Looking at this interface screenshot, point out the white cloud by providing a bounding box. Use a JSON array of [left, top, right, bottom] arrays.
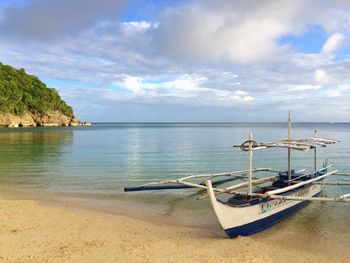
[[314, 69, 330, 84], [118, 74, 254, 104], [321, 33, 344, 55], [231, 90, 254, 102], [122, 21, 157, 31], [121, 74, 207, 96], [324, 85, 349, 97], [153, 1, 350, 64], [325, 90, 341, 97], [154, 1, 301, 64], [123, 76, 144, 94], [291, 84, 321, 91]]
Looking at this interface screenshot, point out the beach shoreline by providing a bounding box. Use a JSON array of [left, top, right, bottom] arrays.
[[0, 194, 349, 263]]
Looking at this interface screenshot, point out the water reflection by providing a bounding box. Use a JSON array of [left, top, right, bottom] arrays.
[[0, 130, 73, 189]]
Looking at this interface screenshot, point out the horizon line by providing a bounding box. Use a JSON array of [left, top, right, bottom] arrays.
[[88, 121, 350, 124]]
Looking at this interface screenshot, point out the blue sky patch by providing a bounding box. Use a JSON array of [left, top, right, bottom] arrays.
[[279, 25, 327, 54]]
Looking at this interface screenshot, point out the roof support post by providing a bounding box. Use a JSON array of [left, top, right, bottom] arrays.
[[313, 146, 317, 171], [248, 131, 253, 195]]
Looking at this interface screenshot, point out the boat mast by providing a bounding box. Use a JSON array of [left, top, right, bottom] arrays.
[[248, 130, 253, 194], [288, 110, 292, 183]]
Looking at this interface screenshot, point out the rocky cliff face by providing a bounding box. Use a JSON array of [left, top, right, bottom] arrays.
[[0, 111, 91, 128]]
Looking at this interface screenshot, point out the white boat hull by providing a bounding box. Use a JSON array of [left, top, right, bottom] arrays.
[[207, 181, 323, 238]]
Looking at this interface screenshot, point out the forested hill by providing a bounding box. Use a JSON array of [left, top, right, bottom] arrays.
[[0, 62, 89, 127], [0, 62, 73, 117]]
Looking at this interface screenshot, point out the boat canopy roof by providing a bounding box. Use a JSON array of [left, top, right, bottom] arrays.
[[234, 137, 339, 152]]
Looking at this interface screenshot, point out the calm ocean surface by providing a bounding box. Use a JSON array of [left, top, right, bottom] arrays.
[[0, 123, 349, 251]]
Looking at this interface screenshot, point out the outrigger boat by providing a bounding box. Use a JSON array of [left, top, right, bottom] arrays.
[[125, 112, 350, 238]]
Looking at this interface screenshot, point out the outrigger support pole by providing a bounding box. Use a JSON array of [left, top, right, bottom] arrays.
[[287, 110, 292, 184], [124, 168, 273, 192], [124, 177, 236, 192]]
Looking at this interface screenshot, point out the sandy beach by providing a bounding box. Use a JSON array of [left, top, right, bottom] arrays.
[[0, 197, 348, 263]]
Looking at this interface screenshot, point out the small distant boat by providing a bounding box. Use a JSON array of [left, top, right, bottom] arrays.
[[125, 112, 350, 238]]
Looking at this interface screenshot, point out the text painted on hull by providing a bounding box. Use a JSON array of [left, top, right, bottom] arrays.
[[260, 186, 312, 214]]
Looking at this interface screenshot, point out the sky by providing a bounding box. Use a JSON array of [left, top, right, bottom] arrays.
[[0, 0, 350, 122]]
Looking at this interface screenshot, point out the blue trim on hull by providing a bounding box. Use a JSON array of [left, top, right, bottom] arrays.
[[224, 200, 310, 238]]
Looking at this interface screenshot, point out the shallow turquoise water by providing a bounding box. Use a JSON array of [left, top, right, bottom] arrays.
[[0, 123, 349, 251], [0, 123, 349, 193]]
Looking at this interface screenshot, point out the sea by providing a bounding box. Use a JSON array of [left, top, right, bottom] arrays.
[[0, 123, 349, 256]]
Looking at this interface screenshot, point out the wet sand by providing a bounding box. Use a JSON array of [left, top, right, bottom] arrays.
[[0, 197, 349, 263]]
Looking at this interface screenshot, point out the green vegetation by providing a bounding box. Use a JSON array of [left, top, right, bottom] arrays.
[[0, 62, 74, 118]]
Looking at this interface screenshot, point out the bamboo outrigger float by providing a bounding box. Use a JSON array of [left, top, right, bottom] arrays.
[[124, 112, 350, 238]]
